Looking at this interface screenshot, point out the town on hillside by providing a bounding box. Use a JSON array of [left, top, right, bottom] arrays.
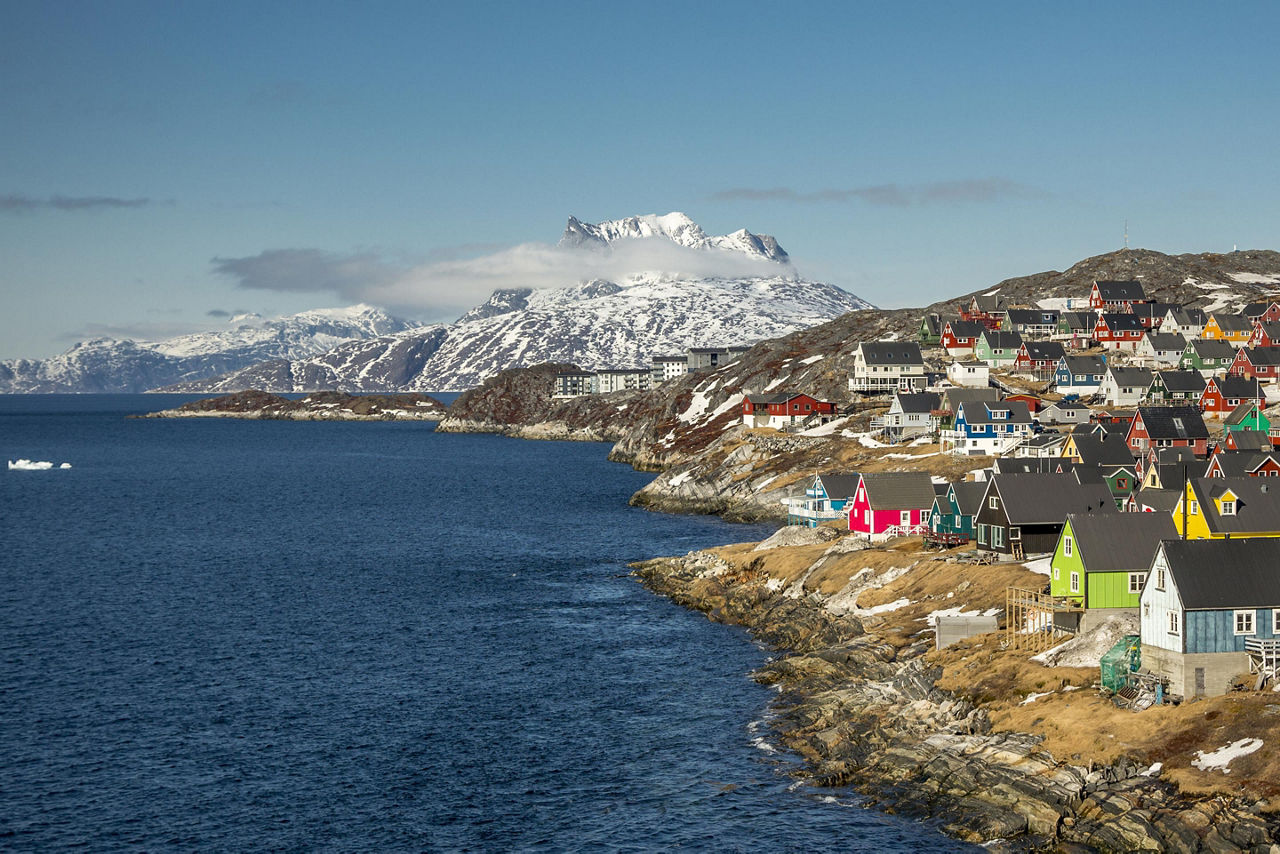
[[670, 279, 1280, 706]]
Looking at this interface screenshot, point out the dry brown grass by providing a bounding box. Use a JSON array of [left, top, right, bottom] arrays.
[[720, 533, 1280, 805]]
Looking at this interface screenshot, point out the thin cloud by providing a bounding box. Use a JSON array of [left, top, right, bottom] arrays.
[[0, 194, 159, 213], [711, 178, 1047, 206], [212, 239, 791, 318], [58, 319, 219, 343]]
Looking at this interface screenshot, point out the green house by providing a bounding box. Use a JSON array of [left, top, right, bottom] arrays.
[[919, 313, 943, 345], [974, 329, 1023, 367], [1224, 402, 1271, 436], [925, 481, 985, 545], [1178, 339, 1235, 374], [1050, 512, 1177, 610]]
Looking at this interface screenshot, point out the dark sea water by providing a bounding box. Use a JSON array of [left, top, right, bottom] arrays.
[[0, 396, 975, 852]]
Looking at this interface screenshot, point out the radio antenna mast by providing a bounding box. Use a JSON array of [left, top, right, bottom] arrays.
[[1124, 219, 1129, 250]]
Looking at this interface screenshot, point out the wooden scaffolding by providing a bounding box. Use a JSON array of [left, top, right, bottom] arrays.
[[1246, 638, 1280, 689], [1005, 587, 1084, 652]]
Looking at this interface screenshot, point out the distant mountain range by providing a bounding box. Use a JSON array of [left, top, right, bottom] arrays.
[[0, 212, 873, 394]]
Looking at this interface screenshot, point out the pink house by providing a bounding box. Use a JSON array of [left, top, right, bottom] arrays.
[[848, 472, 939, 541]]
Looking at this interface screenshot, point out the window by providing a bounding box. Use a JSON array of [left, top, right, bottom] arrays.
[[989, 496, 999, 509], [993, 526, 1005, 548], [977, 524, 988, 544], [1116, 477, 1128, 490], [1010, 526, 1021, 540], [1273, 610, 1280, 635], [1187, 500, 1199, 515], [1063, 536, 1073, 557], [1156, 568, 1166, 590], [1235, 610, 1255, 636], [1169, 610, 1180, 634], [1129, 572, 1147, 593], [901, 511, 911, 526], [1070, 571, 1080, 593], [1221, 500, 1236, 515], [1053, 567, 1060, 581]]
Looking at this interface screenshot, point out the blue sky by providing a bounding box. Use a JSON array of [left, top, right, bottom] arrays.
[[3, 1, 1279, 359]]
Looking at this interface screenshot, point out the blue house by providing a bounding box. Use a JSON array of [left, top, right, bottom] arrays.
[[941, 398, 1033, 456], [788, 472, 862, 527], [1140, 538, 1280, 698], [1054, 354, 1107, 396]]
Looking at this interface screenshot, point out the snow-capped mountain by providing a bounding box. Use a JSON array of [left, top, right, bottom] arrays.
[[559, 212, 789, 263], [0, 305, 420, 393], [159, 214, 873, 393]]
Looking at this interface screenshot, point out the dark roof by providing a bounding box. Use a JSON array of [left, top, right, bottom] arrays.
[[1106, 366, 1153, 387], [1020, 433, 1068, 450], [1209, 376, 1263, 400], [1168, 307, 1207, 326], [1151, 446, 1200, 465], [894, 391, 941, 414], [1254, 320, 1280, 339], [1097, 313, 1145, 332], [1006, 308, 1059, 325], [921, 313, 942, 335], [944, 320, 987, 338], [1227, 430, 1273, 452], [1068, 512, 1177, 573], [1160, 539, 1280, 610], [1071, 433, 1136, 467], [1210, 450, 1279, 477], [990, 474, 1119, 524], [1189, 339, 1237, 360], [1131, 302, 1176, 319], [1154, 370, 1206, 394], [1243, 347, 1280, 367], [860, 341, 924, 366], [1134, 488, 1182, 513], [1224, 401, 1263, 426], [980, 330, 1023, 350], [1136, 405, 1209, 440], [1021, 341, 1066, 361], [814, 473, 862, 500], [1210, 313, 1254, 334], [1144, 332, 1187, 351], [1060, 311, 1095, 330], [745, 392, 803, 404], [1187, 476, 1280, 535], [1093, 280, 1146, 301], [859, 472, 938, 510], [961, 399, 1032, 426], [994, 458, 1060, 474], [971, 294, 1006, 312], [950, 481, 988, 515], [1061, 355, 1107, 375], [941, 388, 1000, 409], [1243, 302, 1277, 318]]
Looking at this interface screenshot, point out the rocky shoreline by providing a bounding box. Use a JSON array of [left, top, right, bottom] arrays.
[[138, 390, 448, 421], [632, 542, 1280, 852]]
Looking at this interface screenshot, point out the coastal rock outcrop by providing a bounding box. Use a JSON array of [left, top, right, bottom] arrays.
[[139, 389, 448, 421]]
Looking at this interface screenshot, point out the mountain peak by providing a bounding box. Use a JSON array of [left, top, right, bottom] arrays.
[[559, 212, 789, 263]]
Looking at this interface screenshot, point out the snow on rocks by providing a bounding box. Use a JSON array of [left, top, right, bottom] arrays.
[[1191, 738, 1264, 773], [752, 525, 842, 552], [1032, 613, 1139, 668]]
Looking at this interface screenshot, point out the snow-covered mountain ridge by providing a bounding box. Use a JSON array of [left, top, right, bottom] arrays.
[[559, 212, 789, 263], [0, 304, 420, 393]]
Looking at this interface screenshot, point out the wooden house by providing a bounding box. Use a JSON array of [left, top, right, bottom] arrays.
[[1243, 301, 1280, 324], [941, 397, 1034, 456], [1130, 302, 1174, 330], [1054, 354, 1107, 396], [919, 313, 943, 345], [787, 473, 862, 527], [946, 360, 990, 388], [1126, 405, 1209, 456], [1200, 375, 1264, 416], [1145, 369, 1206, 404], [742, 392, 838, 429], [876, 391, 941, 441], [960, 294, 1007, 329], [974, 330, 1023, 368], [1136, 331, 1187, 367], [1201, 313, 1255, 348], [1141, 538, 1280, 698], [973, 473, 1117, 559], [847, 472, 938, 541], [1100, 366, 1154, 407], [1223, 402, 1272, 444], [1180, 339, 1237, 376], [1013, 341, 1065, 378], [1163, 307, 1207, 339], [1173, 477, 1280, 539], [1013, 432, 1068, 458], [1093, 313, 1145, 351], [1089, 280, 1147, 312], [849, 341, 927, 393], [1050, 512, 1177, 617], [1039, 400, 1092, 426], [1005, 308, 1059, 339], [1055, 311, 1096, 349], [941, 320, 987, 356], [1204, 450, 1280, 478], [1228, 346, 1280, 381], [1248, 320, 1280, 349], [925, 480, 985, 547], [1222, 427, 1274, 453]]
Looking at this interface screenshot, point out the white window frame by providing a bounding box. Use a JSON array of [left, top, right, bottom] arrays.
[[1235, 609, 1255, 636], [1168, 610, 1180, 634], [1063, 536, 1073, 557], [1221, 500, 1236, 515], [1128, 572, 1147, 594], [1155, 568, 1166, 590], [1070, 571, 1080, 593], [900, 510, 911, 526], [1273, 609, 1280, 635], [977, 524, 989, 545]]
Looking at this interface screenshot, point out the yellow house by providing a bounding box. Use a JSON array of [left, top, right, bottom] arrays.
[[1200, 313, 1254, 348], [1173, 477, 1280, 539]]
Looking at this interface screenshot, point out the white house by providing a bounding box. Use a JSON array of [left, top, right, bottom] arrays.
[[850, 341, 927, 393], [947, 360, 990, 388], [1099, 366, 1155, 408], [1136, 332, 1188, 367]]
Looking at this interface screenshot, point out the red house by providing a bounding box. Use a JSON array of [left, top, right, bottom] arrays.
[[1249, 321, 1280, 349], [847, 472, 937, 542], [1205, 449, 1280, 477], [958, 295, 1006, 330], [1093, 313, 1145, 350], [941, 320, 986, 356], [1013, 341, 1065, 376], [1228, 347, 1280, 381], [742, 392, 837, 429], [1089, 280, 1147, 311], [1003, 393, 1043, 414], [1243, 301, 1280, 323], [1201, 376, 1265, 415], [1125, 405, 1209, 456]]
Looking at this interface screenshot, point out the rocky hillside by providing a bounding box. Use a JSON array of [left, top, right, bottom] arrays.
[[139, 389, 448, 420]]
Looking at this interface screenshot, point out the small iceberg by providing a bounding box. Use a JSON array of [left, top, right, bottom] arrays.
[[8, 459, 71, 471]]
